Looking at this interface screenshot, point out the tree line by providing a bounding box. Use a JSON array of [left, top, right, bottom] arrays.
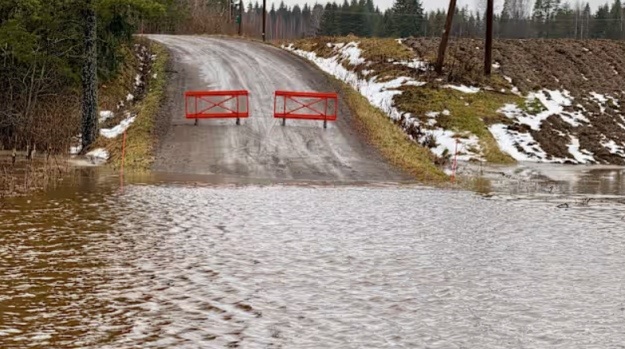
[[228, 0, 625, 40]]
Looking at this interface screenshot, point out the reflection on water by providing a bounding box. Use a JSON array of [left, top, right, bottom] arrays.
[[458, 162, 625, 197], [1, 172, 625, 348]]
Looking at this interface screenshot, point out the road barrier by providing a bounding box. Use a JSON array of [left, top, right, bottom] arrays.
[[185, 90, 249, 125], [274, 91, 338, 128]]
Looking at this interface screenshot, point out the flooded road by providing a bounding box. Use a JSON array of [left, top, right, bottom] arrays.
[[1, 172, 625, 348]]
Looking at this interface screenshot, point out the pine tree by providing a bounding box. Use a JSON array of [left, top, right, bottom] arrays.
[[388, 0, 424, 38], [593, 4, 610, 38], [608, 0, 623, 39]]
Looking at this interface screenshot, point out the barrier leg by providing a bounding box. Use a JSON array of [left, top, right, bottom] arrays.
[[236, 118, 240, 125], [194, 118, 198, 126], [282, 118, 286, 126], [323, 120, 327, 129]]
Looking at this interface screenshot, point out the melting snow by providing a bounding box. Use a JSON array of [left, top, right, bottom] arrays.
[[393, 59, 428, 71], [339, 42, 365, 66], [284, 42, 485, 161], [100, 115, 136, 139], [86, 148, 109, 163], [99, 110, 114, 123], [567, 136, 595, 163], [492, 62, 501, 69], [489, 124, 549, 162], [126, 93, 135, 101]]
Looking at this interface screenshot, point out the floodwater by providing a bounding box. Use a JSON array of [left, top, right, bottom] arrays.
[[1, 169, 625, 348]]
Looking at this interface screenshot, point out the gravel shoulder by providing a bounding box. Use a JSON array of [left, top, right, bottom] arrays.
[[147, 35, 408, 182]]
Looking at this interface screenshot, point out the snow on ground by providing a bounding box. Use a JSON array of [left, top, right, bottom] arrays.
[[100, 115, 136, 139], [499, 90, 583, 131], [601, 138, 625, 156], [283, 42, 485, 161], [489, 124, 549, 162], [393, 59, 428, 71], [126, 93, 135, 102], [489, 90, 613, 163], [99, 110, 114, 123], [567, 136, 595, 163], [284, 41, 623, 165], [86, 148, 109, 164]]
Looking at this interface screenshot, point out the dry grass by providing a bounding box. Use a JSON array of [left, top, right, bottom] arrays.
[[1, 155, 72, 198], [330, 76, 448, 183], [105, 41, 168, 171]]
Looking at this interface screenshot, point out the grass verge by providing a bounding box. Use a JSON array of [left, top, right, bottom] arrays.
[[101, 40, 168, 171], [326, 75, 448, 183]]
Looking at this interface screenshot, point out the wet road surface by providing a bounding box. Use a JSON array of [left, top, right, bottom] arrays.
[[147, 35, 405, 182], [1, 172, 625, 348]]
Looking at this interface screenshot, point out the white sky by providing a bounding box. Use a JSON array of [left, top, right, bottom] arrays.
[[272, 0, 607, 12]]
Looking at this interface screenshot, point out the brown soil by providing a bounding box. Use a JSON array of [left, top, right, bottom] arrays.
[[405, 38, 625, 165]]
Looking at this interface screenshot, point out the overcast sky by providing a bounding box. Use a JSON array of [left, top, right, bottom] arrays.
[[274, 0, 608, 12]]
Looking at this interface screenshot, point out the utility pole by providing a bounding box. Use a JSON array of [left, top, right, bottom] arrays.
[[262, 0, 266, 41], [484, 0, 494, 76], [237, 0, 243, 36], [435, 0, 457, 75]]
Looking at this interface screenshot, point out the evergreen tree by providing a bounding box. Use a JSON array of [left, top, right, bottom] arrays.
[[608, 0, 624, 39], [388, 0, 424, 38], [593, 4, 610, 38]]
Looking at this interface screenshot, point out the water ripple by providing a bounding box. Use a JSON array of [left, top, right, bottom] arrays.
[[1, 184, 624, 348]]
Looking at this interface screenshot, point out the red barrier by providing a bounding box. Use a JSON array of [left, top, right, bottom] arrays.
[[185, 90, 249, 125], [274, 91, 338, 128]]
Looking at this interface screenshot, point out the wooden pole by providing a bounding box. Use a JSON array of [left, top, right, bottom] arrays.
[[262, 0, 266, 41], [485, 0, 494, 76], [435, 0, 457, 75], [238, 0, 243, 36]]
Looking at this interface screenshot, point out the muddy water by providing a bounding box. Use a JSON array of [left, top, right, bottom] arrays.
[[1, 172, 625, 348]]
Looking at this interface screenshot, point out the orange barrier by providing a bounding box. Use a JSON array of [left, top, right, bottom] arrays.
[[185, 90, 249, 125], [274, 91, 338, 128]]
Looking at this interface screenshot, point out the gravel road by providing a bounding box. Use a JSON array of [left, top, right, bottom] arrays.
[[147, 35, 407, 182]]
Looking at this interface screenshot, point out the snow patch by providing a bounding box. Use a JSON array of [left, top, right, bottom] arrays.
[[567, 136, 595, 163], [339, 42, 365, 66], [86, 148, 109, 164], [99, 110, 114, 123], [126, 93, 135, 102], [100, 115, 136, 139], [489, 124, 549, 162], [393, 59, 428, 71]]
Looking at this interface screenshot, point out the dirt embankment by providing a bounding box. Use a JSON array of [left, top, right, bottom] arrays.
[[406, 38, 625, 165]]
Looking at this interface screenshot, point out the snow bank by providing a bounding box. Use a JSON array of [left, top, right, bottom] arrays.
[[100, 115, 136, 139]]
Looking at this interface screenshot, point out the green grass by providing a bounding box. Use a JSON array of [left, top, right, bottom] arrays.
[[395, 86, 522, 164]]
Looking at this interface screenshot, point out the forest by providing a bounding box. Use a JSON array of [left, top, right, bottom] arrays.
[[223, 0, 625, 40]]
